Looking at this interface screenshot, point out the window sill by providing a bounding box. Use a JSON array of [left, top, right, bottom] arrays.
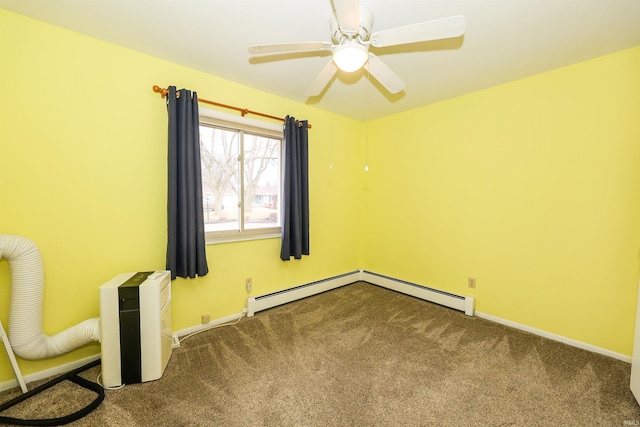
[[205, 232, 281, 245]]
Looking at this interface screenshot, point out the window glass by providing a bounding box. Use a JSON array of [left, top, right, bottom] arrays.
[[243, 134, 280, 230], [199, 114, 282, 242]]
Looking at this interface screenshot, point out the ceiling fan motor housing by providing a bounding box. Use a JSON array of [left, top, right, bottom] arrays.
[[330, 6, 374, 44]]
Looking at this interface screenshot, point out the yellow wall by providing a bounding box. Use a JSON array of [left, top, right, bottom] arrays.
[[1, 7, 640, 386], [0, 9, 363, 383], [363, 46, 640, 355]]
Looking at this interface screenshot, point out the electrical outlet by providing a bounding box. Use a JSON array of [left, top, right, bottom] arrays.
[[246, 277, 252, 293], [201, 314, 210, 324], [468, 277, 476, 289]]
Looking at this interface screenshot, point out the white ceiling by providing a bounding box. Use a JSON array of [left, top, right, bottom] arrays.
[[2, 0, 640, 121]]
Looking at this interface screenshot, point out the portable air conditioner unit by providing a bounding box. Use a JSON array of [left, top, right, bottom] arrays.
[[99, 271, 172, 388]]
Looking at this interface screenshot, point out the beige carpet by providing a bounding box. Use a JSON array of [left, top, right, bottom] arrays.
[[1, 281, 639, 426]]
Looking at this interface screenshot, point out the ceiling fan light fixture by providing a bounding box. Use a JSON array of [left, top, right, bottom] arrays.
[[332, 42, 368, 72]]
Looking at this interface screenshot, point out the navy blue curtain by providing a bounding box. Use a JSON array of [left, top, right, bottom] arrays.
[[280, 116, 310, 260], [165, 86, 209, 279]]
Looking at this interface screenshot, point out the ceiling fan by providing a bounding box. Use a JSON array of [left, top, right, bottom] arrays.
[[248, 0, 465, 97]]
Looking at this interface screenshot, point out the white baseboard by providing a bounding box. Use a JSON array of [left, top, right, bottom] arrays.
[[475, 311, 631, 363], [0, 354, 101, 393], [172, 312, 245, 346]]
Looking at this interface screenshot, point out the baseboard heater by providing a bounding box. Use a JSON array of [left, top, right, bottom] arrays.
[[246, 270, 474, 317], [246, 271, 360, 317], [361, 270, 474, 316]]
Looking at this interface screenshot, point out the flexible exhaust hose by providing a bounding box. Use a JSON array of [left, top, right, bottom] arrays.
[[0, 234, 100, 360]]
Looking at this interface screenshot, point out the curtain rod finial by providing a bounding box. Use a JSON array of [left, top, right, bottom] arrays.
[[153, 85, 168, 98]]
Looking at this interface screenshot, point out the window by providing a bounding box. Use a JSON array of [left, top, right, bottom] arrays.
[[199, 109, 283, 243]]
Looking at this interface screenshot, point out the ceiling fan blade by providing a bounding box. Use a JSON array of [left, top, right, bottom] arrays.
[[333, 0, 360, 33], [306, 60, 338, 97], [365, 54, 405, 94], [248, 41, 332, 55], [371, 15, 465, 47]]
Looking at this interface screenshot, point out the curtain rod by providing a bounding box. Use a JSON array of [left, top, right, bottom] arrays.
[[152, 85, 311, 128]]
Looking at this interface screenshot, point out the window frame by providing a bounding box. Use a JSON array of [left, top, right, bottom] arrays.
[[199, 108, 283, 244]]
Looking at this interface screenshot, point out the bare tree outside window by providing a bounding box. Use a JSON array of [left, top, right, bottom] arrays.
[[201, 126, 238, 213], [244, 135, 279, 216]]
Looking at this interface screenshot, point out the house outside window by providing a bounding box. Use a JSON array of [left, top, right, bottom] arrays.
[[199, 109, 283, 243]]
